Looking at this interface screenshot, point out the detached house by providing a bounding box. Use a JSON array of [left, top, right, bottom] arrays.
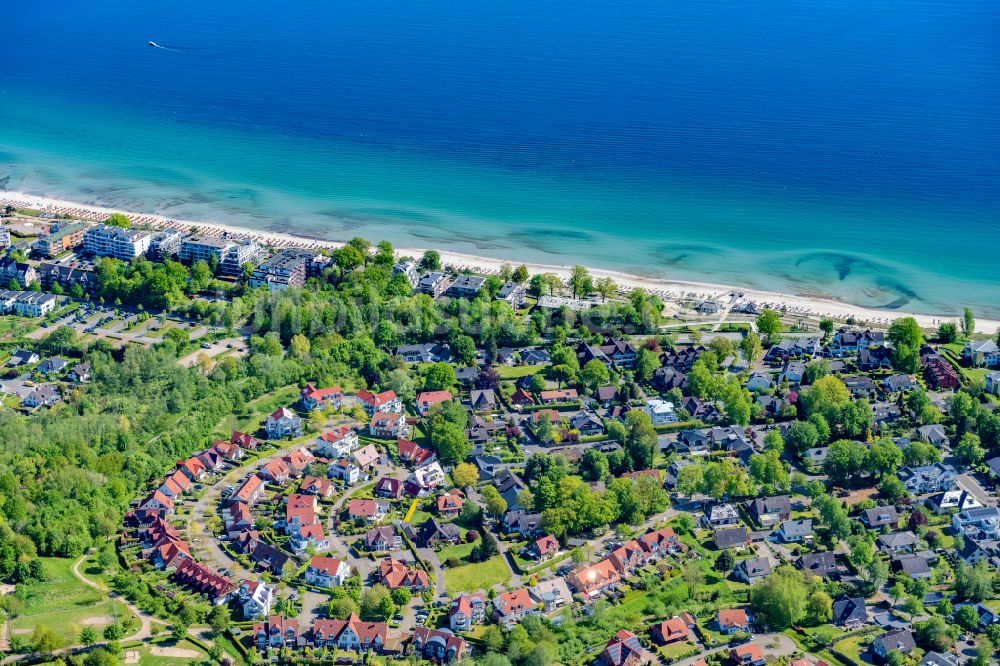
[[963, 339, 1000, 368], [717, 609, 751, 635], [412, 627, 467, 663], [369, 410, 408, 439], [356, 389, 402, 415], [416, 390, 453, 416], [379, 558, 430, 591], [897, 463, 957, 494], [747, 495, 791, 527], [265, 407, 302, 439], [491, 588, 536, 629], [304, 556, 351, 587], [449, 593, 486, 632], [735, 557, 771, 584], [349, 498, 390, 523], [831, 595, 868, 628], [714, 527, 750, 551], [239, 580, 274, 620], [314, 426, 358, 458], [861, 506, 899, 529], [300, 383, 342, 411]]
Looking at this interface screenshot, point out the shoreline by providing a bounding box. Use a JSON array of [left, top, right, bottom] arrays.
[[2, 189, 997, 333]]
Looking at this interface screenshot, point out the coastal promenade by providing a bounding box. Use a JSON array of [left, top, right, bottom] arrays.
[[3, 191, 995, 333]]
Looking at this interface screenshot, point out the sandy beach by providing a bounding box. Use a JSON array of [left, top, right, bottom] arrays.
[[3, 190, 997, 333]]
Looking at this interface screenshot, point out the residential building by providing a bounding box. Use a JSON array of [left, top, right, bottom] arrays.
[[717, 609, 751, 634], [872, 629, 916, 661], [731, 643, 766, 666], [497, 280, 527, 308], [797, 552, 839, 579], [953, 507, 1000, 540], [300, 383, 343, 411], [877, 531, 919, 554], [369, 411, 408, 438], [14, 292, 57, 317], [446, 275, 486, 298], [394, 342, 452, 364], [411, 627, 467, 663], [897, 463, 957, 494], [249, 248, 317, 290], [253, 616, 300, 650], [831, 596, 868, 628], [265, 407, 302, 439], [179, 235, 263, 275], [735, 557, 771, 584], [379, 558, 430, 591], [349, 498, 389, 523], [491, 588, 536, 629], [82, 224, 153, 259], [311, 614, 387, 652], [703, 503, 740, 529], [416, 390, 453, 416], [392, 260, 419, 286], [714, 527, 750, 550], [861, 506, 899, 529], [416, 271, 451, 298], [364, 526, 400, 552], [567, 559, 620, 597], [644, 398, 678, 425], [149, 228, 184, 260], [963, 339, 1000, 368], [747, 496, 791, 527], [449, 593, 486, 632], [314, 426, 358, 458], [304, 556, 351, 587], [32, 222, 87, 258], [598, 630, 650, 666], [356, 389, 402, 415], [651, 616, 693, 645], [24, 385, 60, 408], [776, 519, 813, 543], [238, 580, 274, 620]]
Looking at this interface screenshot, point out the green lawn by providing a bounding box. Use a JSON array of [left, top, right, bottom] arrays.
[[132, 638, 210, 666], [496, 364, 544, 380], [444, 555, 510, 595], [437, 541, 477, 564], [8, 557, 138, 644]]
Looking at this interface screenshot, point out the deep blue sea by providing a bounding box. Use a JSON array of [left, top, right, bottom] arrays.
[[2, 0, 998, 316]]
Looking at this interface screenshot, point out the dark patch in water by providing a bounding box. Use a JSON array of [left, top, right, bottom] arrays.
[[649, 242, 724, 266]]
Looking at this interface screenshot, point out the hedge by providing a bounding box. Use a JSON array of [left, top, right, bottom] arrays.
[[521, 401, 583, 413], [653, 419, 704, 434]]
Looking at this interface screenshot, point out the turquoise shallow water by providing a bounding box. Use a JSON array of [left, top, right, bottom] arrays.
[[2, 0, 998, 317]]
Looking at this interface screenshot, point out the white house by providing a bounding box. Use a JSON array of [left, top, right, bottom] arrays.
[[265, 407, 302, 439], [239, 580, 274, 620], [314, 427, 358, 458], [963, 340, 1000, 368], [644, 398, 678, 426], [304, 556, 351, 587]]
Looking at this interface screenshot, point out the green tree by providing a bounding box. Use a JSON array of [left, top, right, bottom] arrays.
[[819, 318, 834, 338], [635, 348, 659, 383], [595, 276, 617, 302], [749, 567, 808, 629], [580, 359, 610, 392], [954, 605, 980, 631], [756, 309, 782, 345], [481, 485, 508, 517], [431, 422, 471, 464], [512, 264, 529, 284], [915, 616, 955, 653], [424, 362, 456, 391], [887, 317, 924, 373], [623, 409, 657, 470], [784, 420, 819, 458], [208, 604, 230, 636], [360, 584, 395, 622], [80, 625, 98, 646], [865, 439, 903, 479], [105, 213, 131, 228], [568, 265, 593, 298], [451, 335, 476, 366], [955, 432, 985, 466], [390, 587, 411, 607], [739, 332, 764, 367], [823, 439, 867, 486], [806, 590, 833, 625], [675, 463, 703, 498], [452, 462, 479, 488], [937, 321, 959, 343], [963, 307, 976, 338], [419, 250, 441, 271], [581, 449, 610, 481]]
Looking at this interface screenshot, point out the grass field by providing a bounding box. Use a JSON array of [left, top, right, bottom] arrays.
[[131, 638, 209, 666], [444, 555, 510, 595], [496, 364, 544, 379], [9, 557, 136, 644], [437, 541, 476, 564]]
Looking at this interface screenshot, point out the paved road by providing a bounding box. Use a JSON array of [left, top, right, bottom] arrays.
[[957, 473, 996, 507], [673, 633, 801, 666]]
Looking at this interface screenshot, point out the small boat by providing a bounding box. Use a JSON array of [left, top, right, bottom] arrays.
[[148, 41, 157, 47]]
